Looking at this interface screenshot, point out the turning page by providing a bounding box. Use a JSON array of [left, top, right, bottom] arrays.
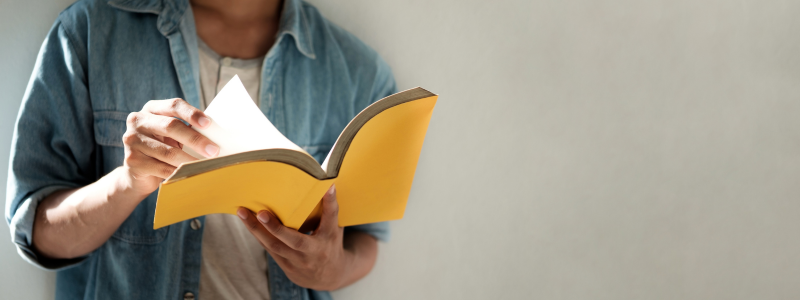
[[185, 75, 305, 158]]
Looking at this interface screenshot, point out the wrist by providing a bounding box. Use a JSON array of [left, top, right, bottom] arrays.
[[330, 246, 358, 290], [108, 167, 152, 204], [327, 231, 378, 290]]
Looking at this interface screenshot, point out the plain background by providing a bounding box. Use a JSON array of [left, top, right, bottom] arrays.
[[2, 0, 799, 299]]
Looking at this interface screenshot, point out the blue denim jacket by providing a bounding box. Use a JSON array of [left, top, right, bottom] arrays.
[[5, 0, 394, 298]]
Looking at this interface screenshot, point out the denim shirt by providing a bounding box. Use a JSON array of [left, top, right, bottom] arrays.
[[5, 0, 394, 299]]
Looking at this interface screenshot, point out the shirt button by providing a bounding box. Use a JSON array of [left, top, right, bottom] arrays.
[[221, 57, 232, 66], [190, 219, 202, 230], [183, 292, 195, 300]]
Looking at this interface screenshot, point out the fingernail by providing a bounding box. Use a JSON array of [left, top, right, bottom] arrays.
[[198, 116, 211, 128], [328, 184, 336, 196], [205, 144, 219, 157], [257, 212, 269, 224], [237, 208, 247, 220]]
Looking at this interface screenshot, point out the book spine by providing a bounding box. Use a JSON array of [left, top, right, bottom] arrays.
[[283, 179, 335, 230]]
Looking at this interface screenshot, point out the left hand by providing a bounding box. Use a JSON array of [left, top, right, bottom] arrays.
[[237, 184, 353, 291]]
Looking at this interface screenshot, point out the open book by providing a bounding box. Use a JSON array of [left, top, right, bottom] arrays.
[[153, 75, 437, 230]]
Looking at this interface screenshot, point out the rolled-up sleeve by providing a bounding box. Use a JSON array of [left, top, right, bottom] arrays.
[[5, 18, 96, 270], [345, 53, 397, 243], [346, 222, 391, 243]]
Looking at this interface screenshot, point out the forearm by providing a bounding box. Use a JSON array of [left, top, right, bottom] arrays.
[[338, 230, 379, 289], [29, 98, 213, 260], [32, 167, 148, 259]]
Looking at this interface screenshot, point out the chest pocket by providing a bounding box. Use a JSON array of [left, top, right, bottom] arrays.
[[93, 111, 169, 244]]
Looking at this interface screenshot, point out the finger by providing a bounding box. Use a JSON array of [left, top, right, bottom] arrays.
[[236, 207, 300, 260], [316, 184, 341, 238], [132, 134, 196, 167], [163, 137, 182, 149], [142, 98, 211, 129], [124, 150, 177, 179], [128, 112, 219, 158], [256, 210, 313, 252]]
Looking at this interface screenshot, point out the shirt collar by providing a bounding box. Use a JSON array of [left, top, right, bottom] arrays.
[[107, 0, 316, 59], [276, 0, 316, 59]]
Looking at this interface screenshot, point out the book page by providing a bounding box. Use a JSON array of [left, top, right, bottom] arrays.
[[185, 75, 306, 158]]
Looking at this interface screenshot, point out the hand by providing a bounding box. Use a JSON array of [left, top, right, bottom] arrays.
[[237, 184, 355, 291], [121, 98, 219, 195]]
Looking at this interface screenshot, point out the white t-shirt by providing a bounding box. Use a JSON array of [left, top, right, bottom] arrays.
[[197, 38, 271, 300]]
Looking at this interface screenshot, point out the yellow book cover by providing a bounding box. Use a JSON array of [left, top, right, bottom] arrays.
[[153, 75, 437, 231]]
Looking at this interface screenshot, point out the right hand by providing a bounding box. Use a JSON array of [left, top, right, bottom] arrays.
[[121, 98, 219, 195]]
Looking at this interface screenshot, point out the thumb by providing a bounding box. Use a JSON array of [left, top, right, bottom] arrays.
[[316, 184, 340, 236]]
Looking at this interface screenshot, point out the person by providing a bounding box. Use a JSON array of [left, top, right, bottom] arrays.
[[5, 0, 395, 298]]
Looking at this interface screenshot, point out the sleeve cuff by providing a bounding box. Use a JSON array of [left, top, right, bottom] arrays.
[[345, 221, 390, 242], [9, 185, 88, 270]]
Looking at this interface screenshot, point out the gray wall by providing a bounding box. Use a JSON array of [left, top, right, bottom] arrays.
[[0, 1, 75, 298], [2, 0, 800, 299]]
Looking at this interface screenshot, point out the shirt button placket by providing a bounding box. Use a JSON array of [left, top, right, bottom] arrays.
[[221, 57, 232, 66], [190, 218, 202, 230], [183, 292, 195, 300]]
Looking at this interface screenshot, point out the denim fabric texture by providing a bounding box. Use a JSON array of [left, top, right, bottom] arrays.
[[5, 0, 395, 298]]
